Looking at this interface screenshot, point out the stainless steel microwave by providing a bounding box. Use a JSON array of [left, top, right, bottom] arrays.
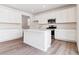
[[48, 18, 56, 24]]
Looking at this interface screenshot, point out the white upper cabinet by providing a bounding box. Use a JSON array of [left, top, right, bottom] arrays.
[[67, 7, 76, 22], [34, 6, 76, 24], [56, 7, 76, 23], [0, 6, 21, 23], [56, 9, 67, 23]]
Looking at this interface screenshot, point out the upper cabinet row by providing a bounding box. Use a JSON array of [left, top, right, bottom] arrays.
[[0, 6, 21, 23], [34, 6, 76, 24], [56, 7, 76, 23]]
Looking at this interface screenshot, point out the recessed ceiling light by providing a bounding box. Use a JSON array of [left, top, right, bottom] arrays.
[[42, 5, 46, 8], [32, 9, 34, 12]]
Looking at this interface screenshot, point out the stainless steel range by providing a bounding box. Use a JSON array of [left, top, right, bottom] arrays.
[[47, 18, 57, 39]]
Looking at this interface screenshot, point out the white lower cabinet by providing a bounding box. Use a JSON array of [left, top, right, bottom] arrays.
[[55, 29, 76, 42]]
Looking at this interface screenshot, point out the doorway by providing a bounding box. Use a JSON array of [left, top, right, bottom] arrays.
[[22, 15, 30, 38], [22, 15, 30, 29]]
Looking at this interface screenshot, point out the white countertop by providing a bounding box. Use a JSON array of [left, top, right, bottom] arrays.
[[23, 29, 54, 31]]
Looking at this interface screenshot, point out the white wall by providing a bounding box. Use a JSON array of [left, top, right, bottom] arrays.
[[0, 5, 33, 42]]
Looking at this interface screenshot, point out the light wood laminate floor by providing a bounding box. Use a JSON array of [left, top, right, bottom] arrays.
[[0, 38, 78, 55]]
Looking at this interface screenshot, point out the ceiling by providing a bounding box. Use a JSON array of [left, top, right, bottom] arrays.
[[2, 4, 73, 14]]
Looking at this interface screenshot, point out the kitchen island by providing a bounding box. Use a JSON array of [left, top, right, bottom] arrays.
[[24, 29, 51, 52]]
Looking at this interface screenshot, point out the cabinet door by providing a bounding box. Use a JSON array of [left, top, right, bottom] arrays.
[[55, 29, 76, 42], [0, 6, 21, 23], [66, 7, 76, 22], [56, 9, 67, 23], [56, 7, 76, 23]]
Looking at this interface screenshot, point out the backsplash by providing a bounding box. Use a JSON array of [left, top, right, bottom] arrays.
[[30, 21, 76, 29]]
